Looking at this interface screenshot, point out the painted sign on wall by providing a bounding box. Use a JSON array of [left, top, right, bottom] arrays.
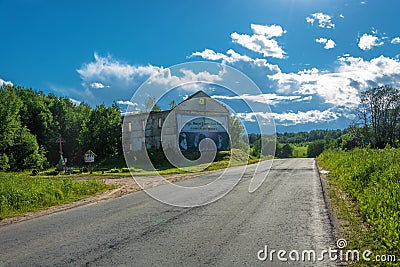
[[177, 116, 230, 152]]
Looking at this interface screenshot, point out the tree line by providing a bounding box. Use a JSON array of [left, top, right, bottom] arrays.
[[247, 129, 346, 159], [0, 85, 122, 171], [250, 86, 400, 158], [308, 86, 400, 154]]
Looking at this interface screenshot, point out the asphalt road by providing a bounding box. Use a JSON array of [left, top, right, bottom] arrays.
[[0, 158, 335, 266]]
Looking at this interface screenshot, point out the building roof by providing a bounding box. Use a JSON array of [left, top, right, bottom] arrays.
[[124, 90, 227, 117], [182, 90, 211, 102]]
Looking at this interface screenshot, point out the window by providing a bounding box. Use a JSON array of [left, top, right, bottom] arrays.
[[128, 122, 132, 132], [158, 118, 163, 128]]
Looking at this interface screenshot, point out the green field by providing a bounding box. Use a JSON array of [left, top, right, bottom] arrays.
[[318, 148, 400, 263], [0, 173, 111, 220]]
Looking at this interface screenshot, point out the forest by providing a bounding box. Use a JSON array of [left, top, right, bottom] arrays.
[[0, 85, 122, 171]]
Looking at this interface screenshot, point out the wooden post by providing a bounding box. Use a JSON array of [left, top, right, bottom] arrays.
[[56, 135, 65, 172]]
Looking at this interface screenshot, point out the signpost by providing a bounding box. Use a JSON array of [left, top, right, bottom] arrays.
[[84, 150, 96, 174]]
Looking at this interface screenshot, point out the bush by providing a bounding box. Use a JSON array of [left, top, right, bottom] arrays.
[[307, 140, 325, 157], [0, 154, 10, 171]]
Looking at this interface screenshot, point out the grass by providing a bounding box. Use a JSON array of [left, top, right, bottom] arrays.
[[318, 148, 400, 266], [0, 172, 111, 220]]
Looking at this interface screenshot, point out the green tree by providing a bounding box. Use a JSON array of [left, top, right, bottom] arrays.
[[0, 86, 22, 153], [229, 115, 248, 152], [0, 85, 46, 170], [10, 127, 47, 169], [338, 124, 364, 150], [360, 86, 400, 148], [307, 140, 325, 158], [169, 100, 177, 110], [276, 143, 292, 158], [48, 95, 90, 165], [79, 103, 122, 160], [16, 87, 55, 150]]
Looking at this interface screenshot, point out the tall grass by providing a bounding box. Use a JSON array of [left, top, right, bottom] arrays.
[[318, 148, 400, 256], [0, 173, 110, 219]]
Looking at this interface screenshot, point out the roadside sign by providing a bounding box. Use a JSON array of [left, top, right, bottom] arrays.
[[84, 150, 96, 163]]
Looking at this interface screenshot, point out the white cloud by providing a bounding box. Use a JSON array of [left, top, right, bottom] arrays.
[[358, 33, 384, 50], [191, 49, 226, 61], [90, 82, 108, 89], [145, 67, 225, 94], [339, 14, 345, 18], [77, 53, 228, 104], [69, 98, 82, 106], [77, 53, 163, 87], [80, 53, 225, 89], [315, 38, 328, 43], [117, 100, 137, 106], [225, 49, 266, 66], [230, 24, 286, 58], [315, 38, 336, 49], [212, 93, 311, 106], [250, 24, 286, 38], [391, 37, 400, 44], [190, 48, 281, 72], [306, 13, 335, 29], [268, 55, 400, 108], [237, 109, 338, 125], [0, 78, 13, 86], [294, 96, 313, 102], [324, 39, 336, 49]]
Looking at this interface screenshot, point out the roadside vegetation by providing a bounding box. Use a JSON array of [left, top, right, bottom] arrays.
[[318, 148, 400, 264], [0, 173, 111, 220], [316, 86, 400, 265]]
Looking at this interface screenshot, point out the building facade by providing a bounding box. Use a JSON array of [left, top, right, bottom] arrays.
[[122, 91, 230, 153]]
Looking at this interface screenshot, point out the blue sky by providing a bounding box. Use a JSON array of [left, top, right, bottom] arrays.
[[1, 0, 399, 132]]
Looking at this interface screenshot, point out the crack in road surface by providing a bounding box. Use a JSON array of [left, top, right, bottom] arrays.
[[0, 158, 335, 266]]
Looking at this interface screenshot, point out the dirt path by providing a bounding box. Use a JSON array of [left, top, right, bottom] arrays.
[[0, 172, 210, 226]]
